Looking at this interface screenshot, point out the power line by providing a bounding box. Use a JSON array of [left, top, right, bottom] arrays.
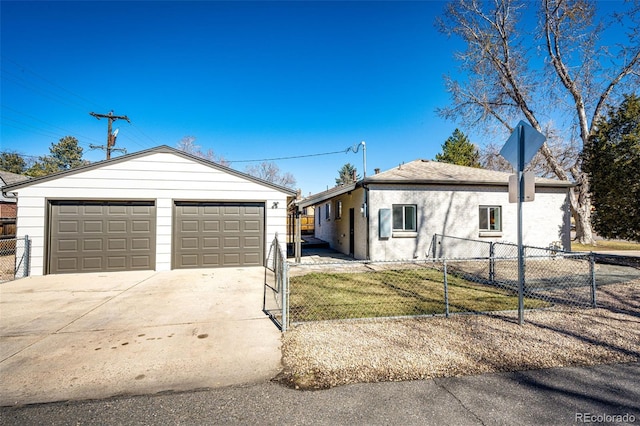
[[1, 105, 103, 145], [1, 56, 108, 111], [227, 146, 358, 164]]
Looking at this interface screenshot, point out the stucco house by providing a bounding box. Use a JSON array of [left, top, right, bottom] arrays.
[[2, 146, 295, 276], [295, 159, 573, 261]]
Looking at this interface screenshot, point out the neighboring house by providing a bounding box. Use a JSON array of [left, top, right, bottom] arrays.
[[0, 170, 30, 236], [295, 159, 573, 261], [2, 146, 295, 276]]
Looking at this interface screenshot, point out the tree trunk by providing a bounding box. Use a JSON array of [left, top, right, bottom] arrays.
[[568, 176, 595, 245]]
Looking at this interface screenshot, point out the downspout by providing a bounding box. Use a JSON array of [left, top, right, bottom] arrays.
[[363, 182, 370, 260]]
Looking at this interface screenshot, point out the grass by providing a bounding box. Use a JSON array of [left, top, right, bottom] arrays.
[[289, 268, 548, 322], [572, 240, 640, 252]]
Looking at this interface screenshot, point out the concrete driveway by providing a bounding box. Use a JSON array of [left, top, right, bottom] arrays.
[[0, 268, 282, 406]]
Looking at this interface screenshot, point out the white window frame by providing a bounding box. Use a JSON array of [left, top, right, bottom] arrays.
[[479, 205, 502, 234], [392, 204, 417, 232]]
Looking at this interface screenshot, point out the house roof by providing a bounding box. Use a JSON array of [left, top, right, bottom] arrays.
[[363, 159, 574, 187], [297, 159, 574, 208], [1, 145, 297, 196], [296, 183, 357, 209], [0, 170, 30, 202]]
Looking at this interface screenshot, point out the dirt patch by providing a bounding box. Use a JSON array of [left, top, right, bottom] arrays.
[[278, 281, 639, 390]]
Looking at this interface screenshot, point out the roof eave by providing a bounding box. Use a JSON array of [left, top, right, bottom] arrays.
[[296, 183, 358, 208], [363, 178, 575, 188]]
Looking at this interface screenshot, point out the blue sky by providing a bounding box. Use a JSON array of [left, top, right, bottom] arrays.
[[0, 1, 630, 195]]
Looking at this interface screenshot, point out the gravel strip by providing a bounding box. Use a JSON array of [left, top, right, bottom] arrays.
[[278, 281, 639, 389]]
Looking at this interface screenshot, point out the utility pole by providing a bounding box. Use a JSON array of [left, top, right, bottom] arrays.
[[89, 111, 130, 160]]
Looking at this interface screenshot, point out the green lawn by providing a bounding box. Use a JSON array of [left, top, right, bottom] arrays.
[[572, 240, 640, 252], [289, 268, 548, 322]]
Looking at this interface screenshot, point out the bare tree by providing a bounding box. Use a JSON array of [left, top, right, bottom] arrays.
[[245, 161, 297, 189], [437, 0, 639, 244], [176, 136, 230, 166]]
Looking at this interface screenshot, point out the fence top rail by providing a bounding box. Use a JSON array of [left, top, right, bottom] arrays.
[[290, 252, 592, 267]]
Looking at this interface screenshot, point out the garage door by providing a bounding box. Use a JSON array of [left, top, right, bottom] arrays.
[[48, 201, 156, 274], [173, 202, 264, 269]]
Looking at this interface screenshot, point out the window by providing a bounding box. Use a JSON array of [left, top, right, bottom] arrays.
[[392, 204, 417, 231], [325, 203, 330, 221], [479, 206, 502, 231], [335, 200, 342, 219]]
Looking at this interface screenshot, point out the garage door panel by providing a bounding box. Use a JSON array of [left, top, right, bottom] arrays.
[[108, 221, 127, 233], [181, 220, 198, 232], [223, 220, 240, 232], [49, 201, 156, 274], [243, 236, 260, 249], [84, 221, 103, 233], [107, 239, 126, 250], [57, 240, 78, 252], [82, 257, 103, 270], [131, 238, 150, 250], [132, 220, 151, 232], [244, 253, 260, 265], [58, 221, 79, 233], [223, 237, 240, 249], [203, 237, 219, 249], [84, 205, 103, 215], [173, 202, 264, 269], [180, 237, 198, 249], [203, 220, 219, 232], [202, 254, 220, 266], [84, 239, 104, 251], [132, 256, 152, 268], [223, 253, 240, 266], [244, 220, 260, 231], [108, 205, 127, 215]]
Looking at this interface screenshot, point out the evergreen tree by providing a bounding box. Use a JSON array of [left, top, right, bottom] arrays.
[[435, 129, 481, 168], [0, 152, 28, 174], [27, 136, 87, 177], [582, 94, 640, 242], [335, 163, 360, 185]]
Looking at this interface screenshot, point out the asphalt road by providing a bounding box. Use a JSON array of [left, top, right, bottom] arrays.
[[2, 362, 638, 425]]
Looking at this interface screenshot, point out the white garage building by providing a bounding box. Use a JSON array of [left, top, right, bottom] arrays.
[[3, 146, 295, 276]]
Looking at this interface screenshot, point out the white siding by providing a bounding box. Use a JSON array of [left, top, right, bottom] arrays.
[[14, 152, 291, 275], [367, 184, 570, 261]]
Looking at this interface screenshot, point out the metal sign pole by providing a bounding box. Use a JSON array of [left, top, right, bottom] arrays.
[[517, 126, 525, 325]]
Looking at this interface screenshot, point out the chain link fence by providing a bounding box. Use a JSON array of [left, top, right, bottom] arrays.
[[276, 234, 599, 329], [263, 233, 289, 330], [0, 236, 31, 283]]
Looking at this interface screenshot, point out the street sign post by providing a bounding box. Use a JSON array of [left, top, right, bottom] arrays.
[[500, 121, 546, 325]]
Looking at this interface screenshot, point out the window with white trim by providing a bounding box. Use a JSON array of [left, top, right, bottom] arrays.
[[392, 204, 417, 232], [335, 200, 342, 219], [479, 206, 502, 231]]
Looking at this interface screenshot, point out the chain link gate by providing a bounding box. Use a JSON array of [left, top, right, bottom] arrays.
[[0, 235, 31, 283]]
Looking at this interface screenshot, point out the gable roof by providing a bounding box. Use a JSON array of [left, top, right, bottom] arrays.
[[297, 159, 573, 208], [2, 145, 296, 196]]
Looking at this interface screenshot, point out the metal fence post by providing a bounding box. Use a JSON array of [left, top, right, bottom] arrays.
[[281, 252, 289, 332], [24, 235, 31, 277], [590, 253, 597, 308], [443, 259, 449, 318], [489, 242, 495, 284]]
